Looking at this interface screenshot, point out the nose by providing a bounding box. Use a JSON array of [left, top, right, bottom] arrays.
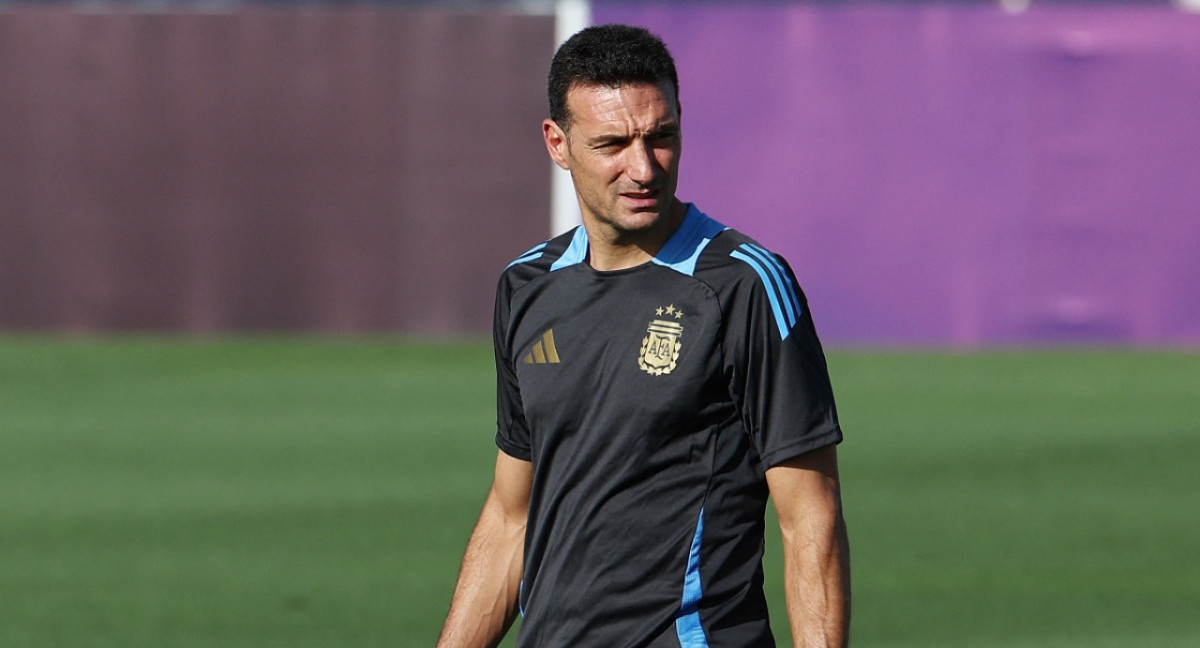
[[625, 139, 658, 185]]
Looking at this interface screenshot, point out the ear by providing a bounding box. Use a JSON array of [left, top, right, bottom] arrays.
[[542, 119, 571, 171]]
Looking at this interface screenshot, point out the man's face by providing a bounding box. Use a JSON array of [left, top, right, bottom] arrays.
[[544, 79, 682, 240]]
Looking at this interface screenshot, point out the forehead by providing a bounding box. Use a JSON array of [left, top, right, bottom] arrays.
[[565, 80, 679, 130]]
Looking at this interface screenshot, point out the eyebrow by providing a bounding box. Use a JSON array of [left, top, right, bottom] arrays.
[[586, 134, 629, 147]]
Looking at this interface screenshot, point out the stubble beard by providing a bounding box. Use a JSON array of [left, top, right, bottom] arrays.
[[586, 193, 671, 244]]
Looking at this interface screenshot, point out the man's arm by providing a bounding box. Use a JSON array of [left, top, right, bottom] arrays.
[[765, 444, 850, 648], [437, 451, 532, 648]]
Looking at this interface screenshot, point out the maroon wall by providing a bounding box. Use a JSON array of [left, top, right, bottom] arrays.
[[0, 7, 554, 333]]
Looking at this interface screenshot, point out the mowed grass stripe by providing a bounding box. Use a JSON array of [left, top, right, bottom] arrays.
[[1, 339, 1197, 647]]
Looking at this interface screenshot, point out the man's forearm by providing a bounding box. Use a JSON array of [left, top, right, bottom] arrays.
[[436, 491, 527, 648], [781, 507, 850, 647], [767, 446, 851, 648]]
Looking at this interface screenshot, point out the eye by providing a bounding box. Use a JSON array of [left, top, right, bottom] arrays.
[[650, 129, 679, 144], [589, 138, 622, 152]]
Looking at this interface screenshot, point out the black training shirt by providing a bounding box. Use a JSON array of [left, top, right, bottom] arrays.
[[494, 205, 842, 648]]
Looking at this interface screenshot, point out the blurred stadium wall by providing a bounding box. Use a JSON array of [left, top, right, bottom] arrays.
[[0, 3, 555, 334], [2, 1, 1198, 344]]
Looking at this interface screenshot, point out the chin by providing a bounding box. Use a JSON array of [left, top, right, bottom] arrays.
[[614, 211, 665, 233]]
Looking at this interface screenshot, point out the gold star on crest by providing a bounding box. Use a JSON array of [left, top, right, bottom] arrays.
[[653, 304, 685, 320]]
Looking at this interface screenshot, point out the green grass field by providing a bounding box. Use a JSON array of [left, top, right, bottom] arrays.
[[2, 338, 1198, 647]]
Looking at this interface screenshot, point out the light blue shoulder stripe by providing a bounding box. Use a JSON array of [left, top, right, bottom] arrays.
[[675, 508, 710, 648], [750, 243, 803, 319], [652, 205, 728, 277], [741, 243, 802, 326], [550, 226, 589, 272], [505, 242, 548, 269], [731, 248, 793, 340]]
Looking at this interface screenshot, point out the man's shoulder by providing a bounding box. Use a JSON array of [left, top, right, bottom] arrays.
[[699, 225, 761, 258], [499, 227, 586, 286], [694, 225, 790, 287]]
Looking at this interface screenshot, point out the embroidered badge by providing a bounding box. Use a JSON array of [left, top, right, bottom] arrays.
[[639, 304, 684, 376]]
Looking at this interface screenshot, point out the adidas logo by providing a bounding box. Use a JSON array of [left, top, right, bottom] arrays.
[[523, 329, 560, 364]]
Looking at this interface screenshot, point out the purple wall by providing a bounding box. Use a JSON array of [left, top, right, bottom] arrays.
[[595, 4, 1200, 345]]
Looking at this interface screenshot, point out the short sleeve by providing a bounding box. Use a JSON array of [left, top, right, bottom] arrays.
[[723, 249, 842, 468], [493, 275, 532, 460]]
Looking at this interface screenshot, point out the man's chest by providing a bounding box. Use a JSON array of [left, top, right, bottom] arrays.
[[507, 267, 727, 435]]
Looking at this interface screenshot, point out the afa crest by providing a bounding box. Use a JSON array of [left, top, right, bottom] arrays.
[[639, 304, 684, 376]]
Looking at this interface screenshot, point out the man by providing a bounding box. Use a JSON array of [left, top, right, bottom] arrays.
[[438, 24, 849, 648]]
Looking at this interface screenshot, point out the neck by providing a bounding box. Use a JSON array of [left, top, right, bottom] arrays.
[[585, 200, 688, 272]]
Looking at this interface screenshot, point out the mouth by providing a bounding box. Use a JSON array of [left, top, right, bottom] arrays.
[[619, 188, 661, 210]]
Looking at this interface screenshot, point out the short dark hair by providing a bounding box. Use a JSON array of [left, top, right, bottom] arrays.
[[548, 24, 679, 127]]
